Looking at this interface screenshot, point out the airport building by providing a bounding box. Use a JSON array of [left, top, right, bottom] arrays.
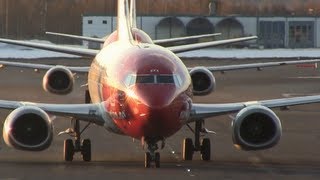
[[1, 0, 320, 48], [83, 15, 320, 48]]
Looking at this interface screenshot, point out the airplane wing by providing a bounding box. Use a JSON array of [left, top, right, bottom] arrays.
[[46, 32, 105, 44], [0, 38, 99, 57], [0, 60, 89, 73], [189, 95, 320, 122], [188, 59, 320, 73], [153, 33, 221, 45], [168, 36, 257, 53], [47, 31, 221, 46], [0, 100, 106, 125], [0, 36, 255, 56], [1, 59, 319, 75], [1, 94, 320, 125]]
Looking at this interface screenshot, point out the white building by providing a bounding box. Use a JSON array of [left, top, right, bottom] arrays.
[[82, 15, 320, 48]]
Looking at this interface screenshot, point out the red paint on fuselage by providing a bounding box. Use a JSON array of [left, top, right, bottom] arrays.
[[89, 40, 192, 142]]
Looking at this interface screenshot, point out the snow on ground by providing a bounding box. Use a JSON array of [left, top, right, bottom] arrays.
[[0, 41, 79, 59], [1, 41, 320, 59], [179, 48, 320, 59]]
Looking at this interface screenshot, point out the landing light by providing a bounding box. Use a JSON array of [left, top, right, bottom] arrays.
[[234, 144, 242, 150]]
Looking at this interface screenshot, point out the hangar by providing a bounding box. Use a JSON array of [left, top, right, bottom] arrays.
[[83, 15, 320, 48]]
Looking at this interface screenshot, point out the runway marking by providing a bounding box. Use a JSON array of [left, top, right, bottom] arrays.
[[282, 93, 318, 98], [288, 76, 320, 79]]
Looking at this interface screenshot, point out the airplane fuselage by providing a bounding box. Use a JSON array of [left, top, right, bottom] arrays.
[[88, 40, 193, 142]]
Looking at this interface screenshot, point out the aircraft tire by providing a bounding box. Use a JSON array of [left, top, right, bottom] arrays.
[[182, 138, 194, 160], [64, 139, 74, 162], [82, 139, 91, 162], [201, 138, 211, 161], [155, 152, 160, 168], [145, 152, 151, 168]]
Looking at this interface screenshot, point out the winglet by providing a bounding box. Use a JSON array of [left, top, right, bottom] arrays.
[[117, 0, 133, 42], [130, 0, 137, 28]]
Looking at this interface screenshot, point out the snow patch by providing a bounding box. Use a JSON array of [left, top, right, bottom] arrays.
[[1, 40, 320, 59], [179, 48, 320, 59]]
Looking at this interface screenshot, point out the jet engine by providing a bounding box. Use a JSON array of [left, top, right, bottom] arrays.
[[190, 67, 216, 96], [232, 105, 282, 150], [3, 106, 53, 151], [43, 66, 74, 95]]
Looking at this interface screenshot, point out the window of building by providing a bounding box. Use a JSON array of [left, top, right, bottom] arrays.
[[88, 20, 93, 24]]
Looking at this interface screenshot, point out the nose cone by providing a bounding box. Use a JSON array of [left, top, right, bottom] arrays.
[[133, 84, 177, 109], [127, 84, 183, 139]]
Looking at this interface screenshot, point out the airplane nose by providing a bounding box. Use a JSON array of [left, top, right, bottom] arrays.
[[123, 84, 184, 139], [132, 85, 176, 109]]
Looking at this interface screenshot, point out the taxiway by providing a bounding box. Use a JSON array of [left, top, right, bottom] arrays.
[[0, 58, 319, 179]]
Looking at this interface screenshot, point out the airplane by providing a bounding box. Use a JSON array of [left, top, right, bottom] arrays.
[[1, 0, 320, 168]]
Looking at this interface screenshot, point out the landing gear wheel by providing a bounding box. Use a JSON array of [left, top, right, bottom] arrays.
[[200, 138, 211, 161], [81, 139, 91, 162], [64, 139, 74, 162], [182, 138, 194, 160], [62, 119, 93, 162], [145, 152, 151, 168], [155, 152, 160, 168]]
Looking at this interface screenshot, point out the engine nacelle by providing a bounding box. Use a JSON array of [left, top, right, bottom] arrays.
[[190, 67, 216, 96], [3, 106, 53, 151], [232, 105, 282, 150], [43, 66, 74, 95]]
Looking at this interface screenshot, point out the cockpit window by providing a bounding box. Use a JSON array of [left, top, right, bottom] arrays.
[[125, 74, 182, 87], [157, 75, 174, 84], [136, 75, 155, 84], [125, 74, 136, 87]]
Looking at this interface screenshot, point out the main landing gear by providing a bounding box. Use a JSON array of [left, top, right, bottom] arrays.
[[182, 120, 211, 161], [62, 90, 92, 162], [62, 119, 92, 162]]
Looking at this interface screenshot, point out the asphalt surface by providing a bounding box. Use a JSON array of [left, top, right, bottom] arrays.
[[0, 58, 320, 180]]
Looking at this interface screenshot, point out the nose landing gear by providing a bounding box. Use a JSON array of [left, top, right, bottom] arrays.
[[144, 141, 162, 168]]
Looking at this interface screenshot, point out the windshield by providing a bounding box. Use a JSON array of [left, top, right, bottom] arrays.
[[125, 74, 182, 87]]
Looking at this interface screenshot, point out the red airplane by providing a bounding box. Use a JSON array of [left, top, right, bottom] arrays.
[[1, 0, 320, 168]]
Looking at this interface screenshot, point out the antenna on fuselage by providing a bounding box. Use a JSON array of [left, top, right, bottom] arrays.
[[117, 0, 134, 42], [130, 0, 137, 28]]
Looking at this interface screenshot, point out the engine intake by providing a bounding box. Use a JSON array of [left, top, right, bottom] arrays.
[[43, 66, 74, 95], [232, 105, 282, 150], [190, 67, 216, 96], [3, 106, 53, 151]]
